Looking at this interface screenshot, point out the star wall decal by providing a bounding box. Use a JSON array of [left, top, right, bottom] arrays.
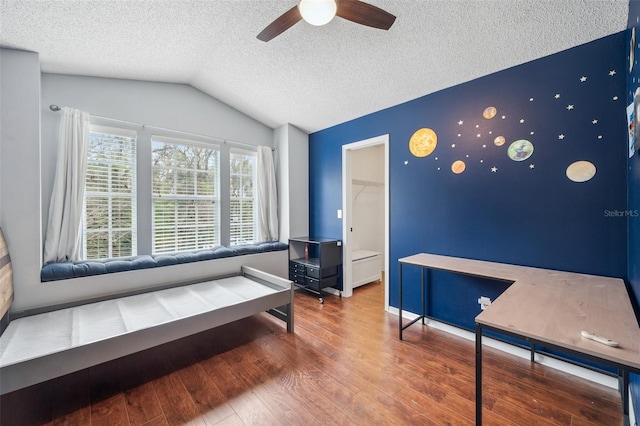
[[413, 57, 616, 179]]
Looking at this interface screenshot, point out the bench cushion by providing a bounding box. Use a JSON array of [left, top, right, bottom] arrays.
[[41, 242, 288, 282]]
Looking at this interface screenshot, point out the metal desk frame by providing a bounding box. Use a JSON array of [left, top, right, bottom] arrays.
[[398, 254, 639, 426], [476, 323, 636, 426], [398, 262, 429, 340]]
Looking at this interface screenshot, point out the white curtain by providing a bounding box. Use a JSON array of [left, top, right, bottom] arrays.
[[43, 108, 90, 263], [257, 146, 279, 242]]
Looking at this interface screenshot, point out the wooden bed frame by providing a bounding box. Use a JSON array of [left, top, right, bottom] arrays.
[[0, 266, 293, 395]]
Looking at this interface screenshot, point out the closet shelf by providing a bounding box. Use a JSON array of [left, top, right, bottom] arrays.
[[353, 179, 383, 199]]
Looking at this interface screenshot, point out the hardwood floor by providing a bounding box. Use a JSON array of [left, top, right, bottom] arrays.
[[0, 280, 622, 425]]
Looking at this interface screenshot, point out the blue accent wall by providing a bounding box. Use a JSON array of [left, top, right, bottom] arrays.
[[627, 0, 640, 419], [310, 31, 630, 368]]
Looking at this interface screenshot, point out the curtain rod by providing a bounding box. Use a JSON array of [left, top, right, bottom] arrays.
[[49, 104, 275, 151]]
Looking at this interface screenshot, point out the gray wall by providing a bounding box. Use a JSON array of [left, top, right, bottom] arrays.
[[275, 123, 309, 242], [33, 73, 278, 311], [41, 73, 276, 252], [1, 60, 309, 313], [0, 49, 42, 313]]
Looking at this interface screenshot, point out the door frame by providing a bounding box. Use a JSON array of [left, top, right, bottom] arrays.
[[341, 134, 390, 310]]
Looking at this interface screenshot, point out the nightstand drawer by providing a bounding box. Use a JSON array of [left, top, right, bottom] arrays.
[[289, 261, 306, 273], [289, 271, 306, 284], [306, 265, 337, 279], [306, 275, 337, 291]]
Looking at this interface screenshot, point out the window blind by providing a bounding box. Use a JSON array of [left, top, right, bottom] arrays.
[[229, 148, 257, 245], [84, 126, 137, 259], [151, 136, 220, 253]]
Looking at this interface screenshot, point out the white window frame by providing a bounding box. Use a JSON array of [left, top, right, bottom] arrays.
[[229, 148, 258, 246], [83, 125, 138, 260], [151, 135, 221, 254]]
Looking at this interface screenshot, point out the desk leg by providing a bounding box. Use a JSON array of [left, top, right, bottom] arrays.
[[530, 342, 535, 363], [620, 369, 630, 426], [421, 267, 425, 325], [399, 263, 403, 341], [476, 322, 483, 425]]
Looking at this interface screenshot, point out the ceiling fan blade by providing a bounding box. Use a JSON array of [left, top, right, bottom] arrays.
[[257, 5, 302, 42], [336, 0, 396, 30]]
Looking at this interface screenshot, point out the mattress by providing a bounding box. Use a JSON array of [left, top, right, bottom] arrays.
[[0, 276, 277, 368]]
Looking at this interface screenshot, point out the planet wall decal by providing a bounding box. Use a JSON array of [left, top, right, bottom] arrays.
[[507, 139, 534, 162], [566, 161, 596, 182], [451, 160, 466, 174], [483, 106, 497, 119], [409, 128, 438, 157], [494, 136, 506, 146]]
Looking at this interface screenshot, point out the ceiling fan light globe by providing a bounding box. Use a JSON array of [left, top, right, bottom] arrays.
[[298, 0, 337, 26]]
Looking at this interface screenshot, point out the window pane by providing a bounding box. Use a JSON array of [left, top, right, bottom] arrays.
[[112, 198, 132, 228], [83, 128, 137, 260], [154, 199, 176, 226], [85, 231, 109, 259], [86, 164, 109, 192], [152, 138, 219, 253], [197, 171, 215, 196], [229, 151, 257, 246], [112, 231, 133, 257], [85, 196, 109, 229], [176, 170, 194, 195], [111, 164, 133, 193], [153, 166, 174, 195], [243, 177, 253, 198]]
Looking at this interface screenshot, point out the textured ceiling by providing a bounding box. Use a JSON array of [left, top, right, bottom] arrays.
[[0, 0, 630, 133]]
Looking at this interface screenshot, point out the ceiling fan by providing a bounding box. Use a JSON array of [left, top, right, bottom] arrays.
[[257, 0, 396, 42]]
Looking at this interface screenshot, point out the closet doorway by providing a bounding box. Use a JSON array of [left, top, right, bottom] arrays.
[[341, 135, 389, 310]]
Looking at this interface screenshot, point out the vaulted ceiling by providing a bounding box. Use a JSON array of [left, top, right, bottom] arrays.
[[0, 1, 630, 133]]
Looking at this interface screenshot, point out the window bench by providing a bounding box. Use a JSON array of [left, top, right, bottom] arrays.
[[0, 265, 294, 395], [40, 241, 288, 282]]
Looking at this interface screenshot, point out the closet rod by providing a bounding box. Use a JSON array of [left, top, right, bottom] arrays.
[[49, 104, 275, 151]]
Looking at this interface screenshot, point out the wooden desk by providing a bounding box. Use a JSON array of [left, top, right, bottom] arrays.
[[398, 253, 640, 426]]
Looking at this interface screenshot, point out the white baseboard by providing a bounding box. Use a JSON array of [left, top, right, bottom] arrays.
[[388, 306, 636, 423]]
